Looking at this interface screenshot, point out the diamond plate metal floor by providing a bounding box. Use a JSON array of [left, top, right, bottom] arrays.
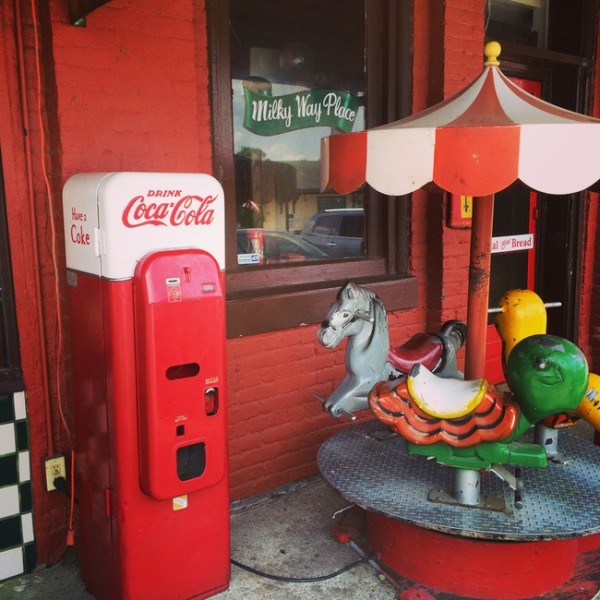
[[318, 420, 600, 541]]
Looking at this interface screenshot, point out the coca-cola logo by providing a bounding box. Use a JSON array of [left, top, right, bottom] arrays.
[[122, 195, 217, 228]]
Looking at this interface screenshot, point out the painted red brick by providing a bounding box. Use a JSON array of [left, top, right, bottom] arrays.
[[8, 0, 600, 567]]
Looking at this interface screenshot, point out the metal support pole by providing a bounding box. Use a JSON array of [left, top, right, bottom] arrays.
[[454, 469, 481, 506], [535, 423, 559, 458]]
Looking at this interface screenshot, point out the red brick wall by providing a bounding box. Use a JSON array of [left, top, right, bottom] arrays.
[[227, 327, 341, 497], [4, 0, 487, 561], [444, 0, 486, 96], [50, 0, 212, 178], [410, 1, 484, 335], [0, 0, 73, 564]]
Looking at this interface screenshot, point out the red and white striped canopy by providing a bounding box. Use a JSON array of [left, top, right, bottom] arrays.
[[322, 42, 600, 381], [322, 44, 600, 197]]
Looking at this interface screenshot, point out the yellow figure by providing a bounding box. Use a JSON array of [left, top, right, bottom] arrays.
[[495, 289, 547, 367], [577, 372, 600, 430], [495, 288, 600, 430]]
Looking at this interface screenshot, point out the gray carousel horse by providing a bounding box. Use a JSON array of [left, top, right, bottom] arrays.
[[317, 282, 467, 418]]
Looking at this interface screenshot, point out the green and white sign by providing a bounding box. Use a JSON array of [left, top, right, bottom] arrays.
[[243, 85, 360, 136]]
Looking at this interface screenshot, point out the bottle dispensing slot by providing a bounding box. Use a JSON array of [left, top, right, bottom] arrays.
[[177, 442, 206, 481]]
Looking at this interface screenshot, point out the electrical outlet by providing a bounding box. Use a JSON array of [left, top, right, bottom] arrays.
[[44, 455, 66, 491]]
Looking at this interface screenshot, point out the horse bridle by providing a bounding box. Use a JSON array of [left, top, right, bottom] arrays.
[[328, 301, 374, 334]]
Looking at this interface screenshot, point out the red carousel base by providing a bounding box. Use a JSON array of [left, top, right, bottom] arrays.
[[319, 421, 600, 599], [367, 512, 600, 599]]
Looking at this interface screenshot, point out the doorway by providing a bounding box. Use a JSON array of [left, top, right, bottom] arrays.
[[483, 0, 595, 382], [485, 77, 541, 383]]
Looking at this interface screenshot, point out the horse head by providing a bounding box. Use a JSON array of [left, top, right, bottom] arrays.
[[317, 282, 375, 349]]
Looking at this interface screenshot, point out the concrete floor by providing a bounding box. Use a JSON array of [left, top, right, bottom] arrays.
[[0, 477, 397, 600], [2, 421, 600, 600]]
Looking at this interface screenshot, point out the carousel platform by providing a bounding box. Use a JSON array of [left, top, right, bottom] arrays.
[[318, 419, 600, 599]]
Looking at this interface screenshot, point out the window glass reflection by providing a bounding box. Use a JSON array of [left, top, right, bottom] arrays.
[[230, 0, 366, 265]]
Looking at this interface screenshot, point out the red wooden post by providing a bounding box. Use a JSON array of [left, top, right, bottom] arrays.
[[465, 194, 495, 380]]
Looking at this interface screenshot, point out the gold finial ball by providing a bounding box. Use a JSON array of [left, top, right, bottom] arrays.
[[484, 41, 501, 66]]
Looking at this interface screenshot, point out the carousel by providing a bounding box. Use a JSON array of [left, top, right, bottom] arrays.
[[316, 42, 600, 599]]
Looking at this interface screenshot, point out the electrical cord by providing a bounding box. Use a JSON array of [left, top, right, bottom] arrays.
[[230, 556, 366, 583]]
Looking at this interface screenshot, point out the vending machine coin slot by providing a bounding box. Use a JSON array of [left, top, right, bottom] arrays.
[[205, 387, 219, 416]]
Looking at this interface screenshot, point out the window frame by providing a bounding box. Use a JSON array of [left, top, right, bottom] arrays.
[[207, 0, 417, 337]]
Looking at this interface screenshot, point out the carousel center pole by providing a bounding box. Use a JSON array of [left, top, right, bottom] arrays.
[[459, 193, 495, 505], [465, 194, 495, 380]]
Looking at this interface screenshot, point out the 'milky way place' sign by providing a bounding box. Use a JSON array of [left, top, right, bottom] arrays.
[[243, 80, 360, 136]]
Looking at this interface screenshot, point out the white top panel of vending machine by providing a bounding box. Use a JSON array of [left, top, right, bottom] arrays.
[[63, 172, 225, 279]]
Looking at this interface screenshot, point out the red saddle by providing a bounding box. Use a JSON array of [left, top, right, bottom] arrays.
[[388, 333, 444, 373]]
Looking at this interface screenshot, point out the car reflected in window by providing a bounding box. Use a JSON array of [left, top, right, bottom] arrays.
[[237, 228, 328, 265], [300, 208, 364, 257]]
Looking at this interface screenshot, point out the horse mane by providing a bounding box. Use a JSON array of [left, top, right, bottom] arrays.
[[367, 294, 387, 341]]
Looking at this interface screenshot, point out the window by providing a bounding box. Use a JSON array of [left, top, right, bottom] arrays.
[[486, 0, 549, 48], [208, 0, 417, 336], [229, 0, 366, 265]]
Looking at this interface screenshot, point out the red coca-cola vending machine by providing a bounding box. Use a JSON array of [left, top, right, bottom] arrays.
[[63, 172, 229, 600]]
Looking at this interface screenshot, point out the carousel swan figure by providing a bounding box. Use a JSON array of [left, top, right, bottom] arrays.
[[317, 282, 466, 418]]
